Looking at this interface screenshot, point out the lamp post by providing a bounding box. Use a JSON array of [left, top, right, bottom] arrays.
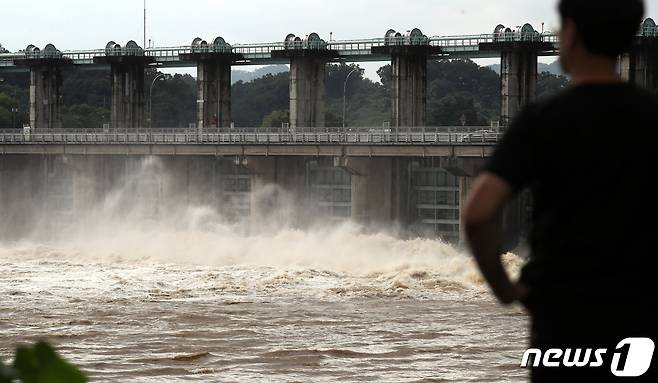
[[11, 107, 18, 129], [148, 73, 166, 129], [342, 67, 364, 132]]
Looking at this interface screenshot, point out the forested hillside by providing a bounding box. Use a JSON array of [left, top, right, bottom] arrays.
[[0, 60, 568, 129]]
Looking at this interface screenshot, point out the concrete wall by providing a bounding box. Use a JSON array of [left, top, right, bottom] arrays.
[[0, 154, 525, 247], [458, 176, 475, 243], [247, 156, 307, 227], [618, 45, 658, 90], [0, 155, 46, 239], [457, 174, 523, 251], [500, 50, 538, 127]]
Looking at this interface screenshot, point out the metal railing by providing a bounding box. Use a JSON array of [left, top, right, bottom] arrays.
[[0, 31, 564, 68], [0, 126, 496, 134], [0, 127, 502, 145]]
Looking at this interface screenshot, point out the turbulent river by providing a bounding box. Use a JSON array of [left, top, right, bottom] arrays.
[[0, 220, 529, 382]]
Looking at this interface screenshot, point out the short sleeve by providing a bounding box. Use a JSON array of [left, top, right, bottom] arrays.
[[484, 106, 540, 192]]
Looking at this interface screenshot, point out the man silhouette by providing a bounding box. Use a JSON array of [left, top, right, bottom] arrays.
[[463, 0, 656, 381]]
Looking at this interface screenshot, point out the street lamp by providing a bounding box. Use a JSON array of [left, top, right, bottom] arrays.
[[11, 107, 18, 129], [342, 67, 364, 131], [148, 73, 167, 129]]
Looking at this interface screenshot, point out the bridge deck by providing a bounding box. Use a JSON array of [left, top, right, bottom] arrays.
[[0, 129, 499, 157], [0, 33, 560, 68]]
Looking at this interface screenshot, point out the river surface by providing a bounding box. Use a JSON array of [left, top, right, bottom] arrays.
[[0, 224, 529, 382]]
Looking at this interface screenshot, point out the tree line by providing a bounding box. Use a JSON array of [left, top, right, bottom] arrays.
[[0, 60, 569, 129]]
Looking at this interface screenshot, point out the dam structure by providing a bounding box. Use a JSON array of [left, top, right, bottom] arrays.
[[1, 19, 658, 247]]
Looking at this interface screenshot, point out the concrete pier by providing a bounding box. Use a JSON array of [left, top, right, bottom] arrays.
[[289, 56, 327, 128], [390, 52, 428, 127], [272, 33, 337, 128], [618, 19, 658, 90], [480, 24, 554, 127], [340, 157, 410, 226], [196, 59, 232, 128], [28, 64, 66, 129], [95, 42, 154, 129], [181, 38, 242, 129], [247, 156, 307, 226], [499, 49, 538, 127], [14, 45, 72, 130], [108, 58, 151, 129], [618, 38, 658, 90], [372, 29, 440, 128]]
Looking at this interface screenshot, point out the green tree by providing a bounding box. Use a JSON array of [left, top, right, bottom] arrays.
[[61, 104, 109, 130], [537, 71, 569, 100], [0, 73, 29, 128], [0, 93, 19, 129], [232, 73, 290, 127], [0, 59, 571, 130], [146, 72, 196, 128], [62, 68, 111, 108], [261, 109, 289, 127], [428, 95, 488, 126], [325, 63, 388, 127], [378, 59, 501, 125]]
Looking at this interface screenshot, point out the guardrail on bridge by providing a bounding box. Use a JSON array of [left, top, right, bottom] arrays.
[[0, 128, 503, 146]]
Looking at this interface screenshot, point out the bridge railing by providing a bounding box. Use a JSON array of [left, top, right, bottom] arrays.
[[146, 46, 194, 61], [0, 128, 502, 145], [233, 42, 285, 59], [327, 38, 386, 56], [430, 32, 558, 46], [63, 49, 106, 63], [0, 126, 494, 134]]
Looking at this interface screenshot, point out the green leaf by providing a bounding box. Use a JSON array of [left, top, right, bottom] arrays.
[[13, 342, 86, 383], [0, 358, 17, 383]]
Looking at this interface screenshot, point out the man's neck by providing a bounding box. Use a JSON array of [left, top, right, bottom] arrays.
[[568, 54, 622, 85]]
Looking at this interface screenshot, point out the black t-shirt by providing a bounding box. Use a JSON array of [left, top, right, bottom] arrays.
[[485, 83, 658, 312]]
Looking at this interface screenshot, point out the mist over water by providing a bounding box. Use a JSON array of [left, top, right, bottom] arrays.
[[0, 157, 529, 382]]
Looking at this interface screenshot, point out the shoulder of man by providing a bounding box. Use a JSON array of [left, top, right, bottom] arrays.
[[507, 87, 582, 137]]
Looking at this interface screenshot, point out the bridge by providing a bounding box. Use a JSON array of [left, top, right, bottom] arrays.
[[1, 19, 658, 132], [1, 20, 658, 247], [0, 31, 560, 67]]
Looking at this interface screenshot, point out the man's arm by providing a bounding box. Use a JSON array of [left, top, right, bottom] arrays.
[[463, 172, 527, 305]]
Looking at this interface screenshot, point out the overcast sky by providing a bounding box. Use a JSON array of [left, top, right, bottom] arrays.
[[3, 0, 657, 79]]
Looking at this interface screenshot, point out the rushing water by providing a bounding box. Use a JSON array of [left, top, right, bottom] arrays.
[[0, 222, 529, 382]]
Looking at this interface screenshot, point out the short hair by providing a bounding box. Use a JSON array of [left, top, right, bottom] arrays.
[[559, 0, 645, 58]]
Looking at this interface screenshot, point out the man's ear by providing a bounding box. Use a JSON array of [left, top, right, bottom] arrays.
[[561, 17, 578, 52], [559, 17, 579, 74]]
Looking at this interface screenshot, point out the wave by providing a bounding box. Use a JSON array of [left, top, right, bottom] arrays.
[[0, 222, 522, 300]]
